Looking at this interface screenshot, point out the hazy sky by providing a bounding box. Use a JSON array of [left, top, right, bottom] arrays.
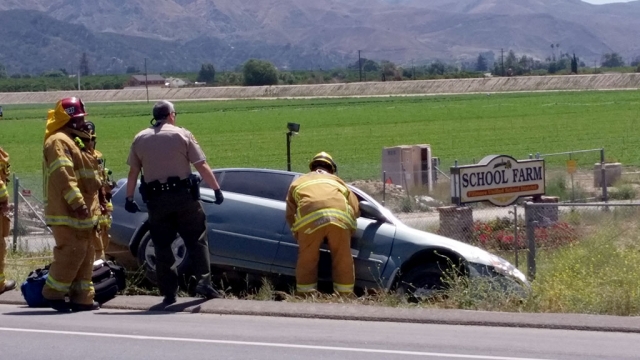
[[582, 0, 636, 4]]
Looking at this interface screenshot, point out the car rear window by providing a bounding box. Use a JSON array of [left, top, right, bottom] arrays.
[[215, 171, 295, 201]]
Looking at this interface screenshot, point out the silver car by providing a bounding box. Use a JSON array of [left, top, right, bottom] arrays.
[[108, 168, 528, 298]]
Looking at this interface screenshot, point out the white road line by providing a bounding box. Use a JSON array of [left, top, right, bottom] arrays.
[[0, 327, 553, 360]]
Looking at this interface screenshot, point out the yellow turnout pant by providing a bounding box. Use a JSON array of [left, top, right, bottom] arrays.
[[295, 224, 355, 295], [0, 215, 8, 292], [94, 224, 111, 261], [43, 226, 96, 305]]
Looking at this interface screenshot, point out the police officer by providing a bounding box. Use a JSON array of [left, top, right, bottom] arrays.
[[42, 97, 101, 312], [0, 146, 16, 295], [285, 152, 360, 296], [125, 100, 224, 305]]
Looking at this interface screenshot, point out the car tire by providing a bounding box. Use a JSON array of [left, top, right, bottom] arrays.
[[397, 263, 447, 302], [137, 231, 192, 288]]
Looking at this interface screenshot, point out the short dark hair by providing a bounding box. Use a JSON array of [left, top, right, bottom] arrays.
[[152, 100, 175, 121]]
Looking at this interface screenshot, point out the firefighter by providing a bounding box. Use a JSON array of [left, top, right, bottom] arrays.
[[125, 100, 224, 305], [82, 122, 114, 261], [0, 147, 16, 295], [285, 152, 360, 296], [42, 97, 102, 312]]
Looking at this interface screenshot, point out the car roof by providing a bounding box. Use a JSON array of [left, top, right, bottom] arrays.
[[214, 168, 303, 176]]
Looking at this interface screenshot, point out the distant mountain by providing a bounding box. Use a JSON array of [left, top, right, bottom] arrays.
[[1, 0, 639, 74]]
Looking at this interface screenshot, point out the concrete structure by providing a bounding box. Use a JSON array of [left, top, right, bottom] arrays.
[[382, 144, 433, 193], [593, 162, 623, 188]]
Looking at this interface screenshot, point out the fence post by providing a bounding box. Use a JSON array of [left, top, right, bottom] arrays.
[[600, 148, 608, 203], [513, 204, 519, 268], [382, 171, 386, 206], [12, 174, 18, 253], [525, 202, 537, 280]]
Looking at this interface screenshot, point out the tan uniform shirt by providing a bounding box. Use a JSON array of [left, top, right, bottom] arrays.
[[127, 123, 206, 183]]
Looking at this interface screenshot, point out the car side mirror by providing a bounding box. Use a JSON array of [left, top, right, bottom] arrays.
[[359, 201, 386, 223]]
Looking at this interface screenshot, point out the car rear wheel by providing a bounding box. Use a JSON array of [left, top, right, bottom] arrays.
[[397, 263, 447, 301], [137, 231, 191, 287]]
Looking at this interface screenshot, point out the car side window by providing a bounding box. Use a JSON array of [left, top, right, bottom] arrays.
[[215, 171, 295, 201]]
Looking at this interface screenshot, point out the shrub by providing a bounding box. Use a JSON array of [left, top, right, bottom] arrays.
[[609, 184, 637, 200], [472, 218, 578, 250]]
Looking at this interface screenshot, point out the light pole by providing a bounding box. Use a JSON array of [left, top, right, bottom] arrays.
[[144, 58, 149, 103], [286, 122, 300, 171]]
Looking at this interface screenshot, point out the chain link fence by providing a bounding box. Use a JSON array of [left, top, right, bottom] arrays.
[[4, 173, 53, 286], [7, 174, 52, 253]]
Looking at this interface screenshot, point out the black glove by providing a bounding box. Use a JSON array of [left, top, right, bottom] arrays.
[[214, 189, 224, 205], [125, 197, 141, 213]]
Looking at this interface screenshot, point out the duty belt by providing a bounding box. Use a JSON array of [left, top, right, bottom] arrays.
[[147, 178, 190, 194]]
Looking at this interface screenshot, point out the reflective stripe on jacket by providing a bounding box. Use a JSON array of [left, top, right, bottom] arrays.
[[43, 130, 101, 229], [286, 171, 360, 235]]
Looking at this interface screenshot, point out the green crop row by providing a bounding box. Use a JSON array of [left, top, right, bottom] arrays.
[[1, 90, 638, 185]]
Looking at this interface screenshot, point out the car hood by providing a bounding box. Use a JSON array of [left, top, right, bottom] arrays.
[[394, 223, 499, 267]]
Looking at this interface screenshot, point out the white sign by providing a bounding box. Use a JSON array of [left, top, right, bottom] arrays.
[[451, 155, 545, 207]]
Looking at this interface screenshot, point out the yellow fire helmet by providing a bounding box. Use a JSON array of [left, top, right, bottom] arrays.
[[309, 151, 337, 173]]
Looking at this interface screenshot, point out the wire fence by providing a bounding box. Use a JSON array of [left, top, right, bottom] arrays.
[[6, 174, 52, 254]]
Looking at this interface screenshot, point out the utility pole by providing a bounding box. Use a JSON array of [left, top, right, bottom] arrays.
[[412, 59, 415, 80], [501, 48, 505, 77], [144, 58, 149, 103], [77, 68, 81, 91], [358, 50, 362, 82]]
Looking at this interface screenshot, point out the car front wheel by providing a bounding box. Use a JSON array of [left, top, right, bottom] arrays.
[[397, 263, 447, 301], [137, 232, 191, 287]]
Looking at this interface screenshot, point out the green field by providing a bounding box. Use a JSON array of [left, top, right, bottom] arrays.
[[1, 90, 639, 190]]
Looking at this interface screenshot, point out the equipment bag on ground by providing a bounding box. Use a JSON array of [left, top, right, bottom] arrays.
[[21, 261, 127, 307], [92, 260, 126, 304], [20, 265, 50, 308]]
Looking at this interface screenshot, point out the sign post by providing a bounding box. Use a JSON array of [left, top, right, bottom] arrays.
[[451, 155, 545, 207], [567, 158, 577, 202]]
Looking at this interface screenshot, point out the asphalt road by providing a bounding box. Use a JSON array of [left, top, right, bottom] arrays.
[[0, 304, 638, 360]]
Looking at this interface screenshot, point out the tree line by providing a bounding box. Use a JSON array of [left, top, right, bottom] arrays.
[[0, 52, 639, 93]]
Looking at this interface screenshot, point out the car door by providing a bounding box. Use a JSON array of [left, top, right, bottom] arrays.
[[271, 188, 395, 289], [205, 170, 295, 272]]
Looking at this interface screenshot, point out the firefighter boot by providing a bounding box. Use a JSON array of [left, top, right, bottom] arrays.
[[195, 273, 221, 299], [0, 280, 16, 295], [71, 301, 100, 312], [0, 233, 15, 294], [48, 297, 72, 313]]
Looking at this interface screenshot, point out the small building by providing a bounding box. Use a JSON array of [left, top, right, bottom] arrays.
[[127, 74, 166, 88], [164, 77, 190, 88]]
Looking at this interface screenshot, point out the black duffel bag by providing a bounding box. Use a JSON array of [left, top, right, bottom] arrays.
[[93, 260, 127, 305]]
